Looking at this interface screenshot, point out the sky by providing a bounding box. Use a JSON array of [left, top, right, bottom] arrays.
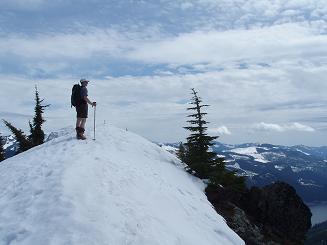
[[0, 0, 326, 146]]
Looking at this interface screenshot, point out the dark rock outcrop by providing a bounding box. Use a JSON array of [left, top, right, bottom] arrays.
[[206, 185, 270, 245], [206, 181, 312, 245], [241, 182, 312, 243]]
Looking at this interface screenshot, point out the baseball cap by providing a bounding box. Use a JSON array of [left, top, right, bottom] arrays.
[[80, 78, 89, 83]]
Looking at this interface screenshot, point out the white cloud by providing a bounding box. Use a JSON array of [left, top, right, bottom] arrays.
[[0, 63, 325, 145], [154, 0, 327, 35], [254, 122, 315, 132], [208, 126, 232, 135], [128, 23, 327, 66], [0, 22, 326, 67], [254, 122, 284, 132], [0, 0, 49, 10], [287, 122, 315, 132], [0, 29, 130, 60], [180, 2, 194, 10]]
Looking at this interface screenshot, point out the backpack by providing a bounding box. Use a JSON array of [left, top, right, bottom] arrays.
[[71, 84, 82, 107]]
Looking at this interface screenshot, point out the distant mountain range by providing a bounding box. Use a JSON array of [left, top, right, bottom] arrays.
[[1, 135, 17, 158], [161, 142, 327, 203]]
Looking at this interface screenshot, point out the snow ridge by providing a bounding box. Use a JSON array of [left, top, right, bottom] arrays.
[[0, 125, 243, 245]]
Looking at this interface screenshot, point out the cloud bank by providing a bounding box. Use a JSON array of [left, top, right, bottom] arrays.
[[254, 122, 315, 132]]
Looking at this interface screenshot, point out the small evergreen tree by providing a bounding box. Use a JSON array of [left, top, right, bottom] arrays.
[[183, 88, 221, 178], [183, 88, 246, 192], [29, 86, 49, 146], [3, 120, 32, 153], [2, 86, 49, 156], [0, 133, 5, 162]]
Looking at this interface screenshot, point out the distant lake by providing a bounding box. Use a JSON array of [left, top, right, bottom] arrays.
[[309, 202, 327, 225]]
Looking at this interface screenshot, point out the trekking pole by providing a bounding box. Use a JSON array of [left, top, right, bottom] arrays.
[[93, 105, 96, 140]]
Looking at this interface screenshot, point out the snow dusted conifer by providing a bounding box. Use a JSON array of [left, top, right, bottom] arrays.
[[29, 86, 49, 146]]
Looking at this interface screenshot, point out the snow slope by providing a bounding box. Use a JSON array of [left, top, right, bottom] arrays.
[[0, 125, 243, 245]]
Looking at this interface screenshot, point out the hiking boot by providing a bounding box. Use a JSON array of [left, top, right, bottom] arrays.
[[77, 134, 86, 140], [76, 127, 86, 140], [75, 127, 80, 138], [76, 127, 82, 139], [79, 127, 86, 140]]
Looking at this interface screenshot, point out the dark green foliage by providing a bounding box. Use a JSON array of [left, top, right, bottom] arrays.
[[177, 142, 186, 163], [209, 168, 246, 192], [0, 133, 5, 161], [183, 88, 246, 192], [2, 86, 48, 156], [29, 86, 49, 146], [183, 88, 218, 178], [3, 120, 32, 153]]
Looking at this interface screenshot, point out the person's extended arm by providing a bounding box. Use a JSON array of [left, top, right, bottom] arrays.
[[83, 96, 96, 107]]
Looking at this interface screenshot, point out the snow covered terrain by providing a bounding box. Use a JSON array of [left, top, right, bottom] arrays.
[[230, 147, 269, 163], [162, 142, 327, 203], [1, 135, 17, 158], [0, 125, 243, 245]]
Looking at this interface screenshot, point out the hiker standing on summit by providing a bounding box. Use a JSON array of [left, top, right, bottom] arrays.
[[75, 79, 96, 140]]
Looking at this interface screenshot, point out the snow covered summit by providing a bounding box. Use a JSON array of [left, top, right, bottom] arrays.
[[0, 125, 243, 245]]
